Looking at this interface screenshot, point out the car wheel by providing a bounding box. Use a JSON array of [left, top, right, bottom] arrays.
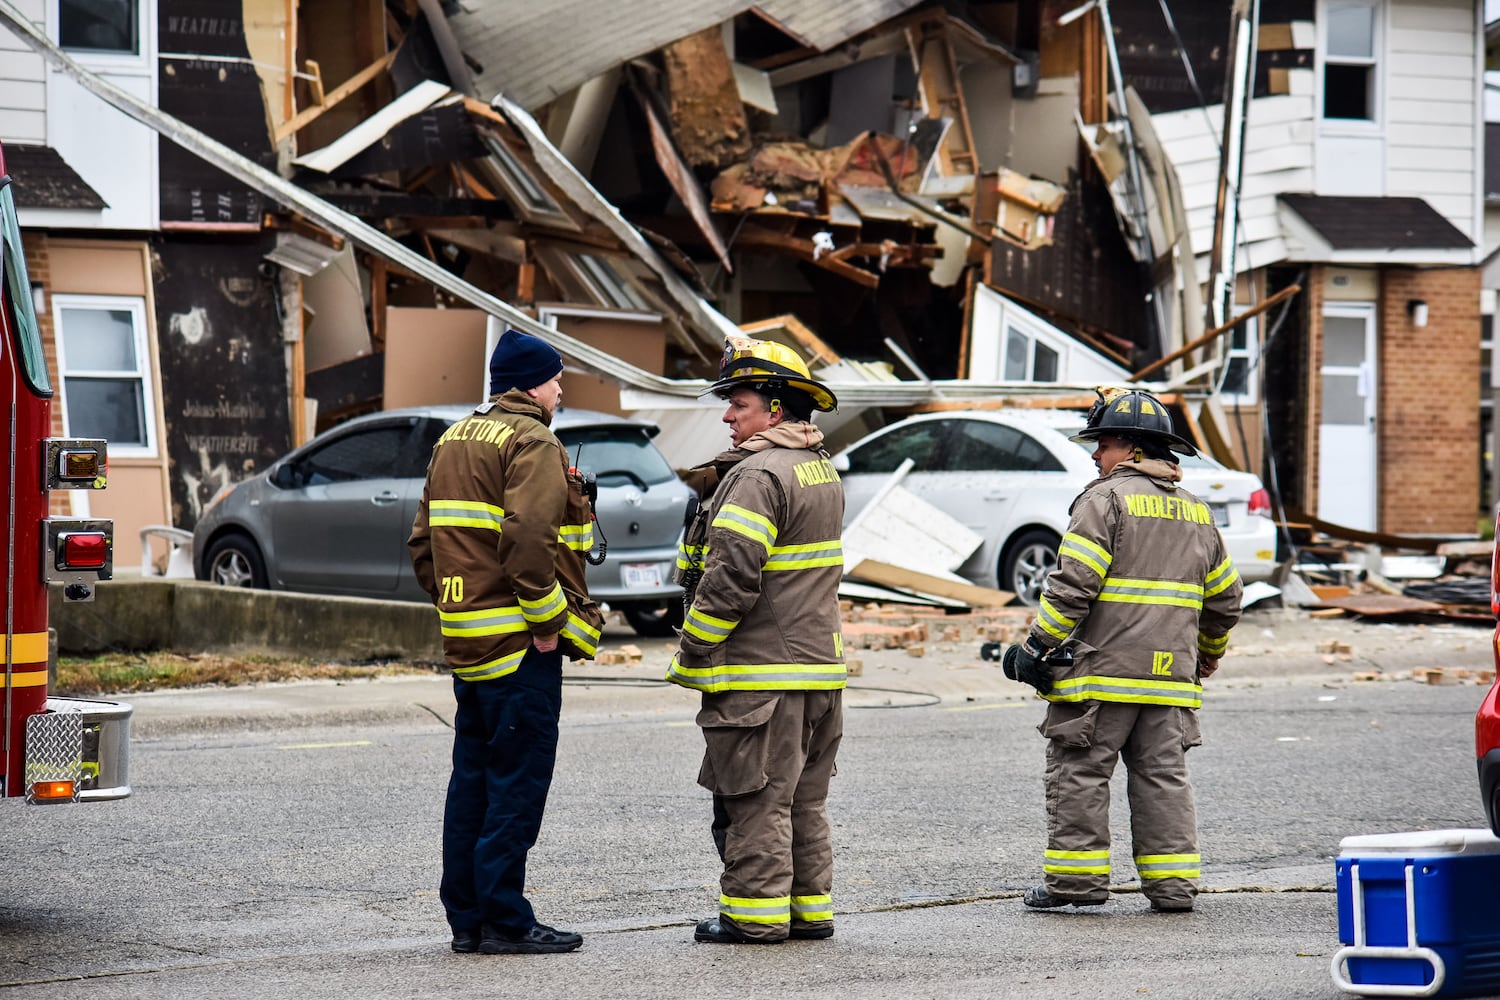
[[204, 534, 268, 589], [1489, 779, 1500, 838], [1001, 529, 1060, 606], [622, 601, 685, 637]]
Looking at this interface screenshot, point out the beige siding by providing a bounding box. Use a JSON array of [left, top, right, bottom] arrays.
[[1384, 0, 1479, 241]]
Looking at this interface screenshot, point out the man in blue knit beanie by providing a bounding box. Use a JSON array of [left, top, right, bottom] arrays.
[[411, 325, 602, 954], [489, 328, 564, 396]]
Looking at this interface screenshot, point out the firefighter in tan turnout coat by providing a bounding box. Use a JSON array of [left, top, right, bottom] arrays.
[[669, 337, 846, 944], [1004, 388, 1242, 913], [408, 328, 603, 955]]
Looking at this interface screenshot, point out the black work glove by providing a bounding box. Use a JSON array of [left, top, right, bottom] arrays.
[[1002, 638, 1055, 694]]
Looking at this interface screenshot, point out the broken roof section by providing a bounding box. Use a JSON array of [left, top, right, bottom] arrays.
[[446, 0, 928, 110]]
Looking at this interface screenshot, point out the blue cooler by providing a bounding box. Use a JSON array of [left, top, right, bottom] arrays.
[[1332, 828, 1500, 998]]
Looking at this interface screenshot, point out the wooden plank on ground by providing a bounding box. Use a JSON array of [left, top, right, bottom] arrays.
[[847, 558, 1014, 608], [1307, 593, 1447, 616]]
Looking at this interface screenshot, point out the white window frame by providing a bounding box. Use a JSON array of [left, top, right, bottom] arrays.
[[53, 293, 157, 458], [1317, 0, 1383, 129], [998, 311, 1067, 383]]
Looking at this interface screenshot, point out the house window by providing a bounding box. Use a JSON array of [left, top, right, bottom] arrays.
[[59, 0, 139, 55], [53, 294, 155, 456], [1220, 308, 1260, 404], [1001, 325, 1060, 382], [1322, 1, 1377, 121]]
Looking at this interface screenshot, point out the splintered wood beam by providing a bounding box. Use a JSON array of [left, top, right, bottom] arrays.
[[274, 49, 398, 143], [1128, 284, 1301, 383]]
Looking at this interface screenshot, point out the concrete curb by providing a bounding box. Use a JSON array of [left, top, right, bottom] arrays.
[[51, 578, 444, 662]]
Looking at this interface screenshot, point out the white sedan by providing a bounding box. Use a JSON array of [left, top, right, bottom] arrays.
[[829, 409, 1279, 604]]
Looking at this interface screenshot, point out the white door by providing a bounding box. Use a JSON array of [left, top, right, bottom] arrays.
[[1318, 303, 1377, 530]]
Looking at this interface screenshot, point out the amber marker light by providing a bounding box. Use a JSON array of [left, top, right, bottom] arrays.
[[31, 780, 76, 801], [60, 449, 101, 480]]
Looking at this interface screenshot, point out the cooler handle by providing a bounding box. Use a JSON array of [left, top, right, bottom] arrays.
[[1330, 862, 1447, 998]]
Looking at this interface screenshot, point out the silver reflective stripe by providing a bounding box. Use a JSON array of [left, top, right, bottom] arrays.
[[666, 655, 846, 692], [1044, 675, 1202, 708], [439, 606, 527, 637]]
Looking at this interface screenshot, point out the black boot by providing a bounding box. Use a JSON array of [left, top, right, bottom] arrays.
[[479, 922, 583, 954], [1023, 885, 1108, 909], [694, 917, 781, 944]]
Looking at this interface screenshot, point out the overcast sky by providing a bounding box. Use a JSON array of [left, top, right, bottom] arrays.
[[1490, 0, 1499, 24]]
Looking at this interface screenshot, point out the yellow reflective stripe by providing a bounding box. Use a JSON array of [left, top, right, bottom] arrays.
[[713, 503, 778, 553], [519, 583, 566, 623], [4, 631, 49, 665], [1044, 849, 1110, 875], [452, 648, 528, 682], [676, 542, 707, 571], [720, 893, 791, 925], [1043, 675, 1203, 709], [1059, 532, 1111, 578], [1197, 631, 1230, 655], [1098, 576, 1204, 609], [666, 655, 847, 693], [439, 605, 528, 637], [1136, 853, 1201, 878], [683, 606, 737, 644], [429, 499, 506, 531], [1035, 597, 1074, 642], [1204, 556, 1239, 597], [764, 539, 843, 571], [791, 894, 833, 921], [558, 522, 594, 551], [0, 667, 48, 688], [562, 613, 601, 656]]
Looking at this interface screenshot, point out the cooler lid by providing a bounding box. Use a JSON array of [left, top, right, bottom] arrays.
[[1338, 828, 1500, 857]]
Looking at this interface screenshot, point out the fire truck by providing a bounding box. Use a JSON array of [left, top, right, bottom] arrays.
[[1, 139, 131, 805]]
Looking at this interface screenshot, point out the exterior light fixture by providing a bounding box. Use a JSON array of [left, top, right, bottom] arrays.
[[1407, 299, 1429, 328]]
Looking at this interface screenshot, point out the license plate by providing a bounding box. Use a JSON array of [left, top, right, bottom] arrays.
[[622, 562, 663, 589], [1210, 503, 1229, 527]]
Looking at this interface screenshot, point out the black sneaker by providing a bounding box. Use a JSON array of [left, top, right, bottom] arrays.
[[479, 922, 583, 954], [1023, 885, 1108, 909], [693, 917, 782, 944], [451, 930, 480, 953]]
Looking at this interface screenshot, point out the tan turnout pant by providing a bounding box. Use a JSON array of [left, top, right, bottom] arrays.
[[1041, 700, 1202, 908], [697, 689, 843, 941]]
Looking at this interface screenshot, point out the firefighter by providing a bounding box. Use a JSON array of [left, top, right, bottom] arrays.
[[669, 336, 846, 944], [1004, 387, 1242, 913], [408, 328, 603, 954]]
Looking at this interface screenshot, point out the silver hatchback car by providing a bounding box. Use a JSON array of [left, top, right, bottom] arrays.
[[193, 405, 692, 636]]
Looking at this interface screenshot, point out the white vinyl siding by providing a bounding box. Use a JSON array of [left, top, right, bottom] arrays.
[[1385, 0, 1478, 242], [0, 0, 46, 143], [1151, 93, 1316, 283]]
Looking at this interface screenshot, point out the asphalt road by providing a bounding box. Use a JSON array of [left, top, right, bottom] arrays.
[[1, 609, 1494, 999]]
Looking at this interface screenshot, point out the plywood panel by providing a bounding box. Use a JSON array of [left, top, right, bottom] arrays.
[[383, 307, 488, 409], [554, 314, 667, 416]]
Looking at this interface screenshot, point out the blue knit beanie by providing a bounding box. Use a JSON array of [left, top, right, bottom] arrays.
[[489, 328, 564, 394]]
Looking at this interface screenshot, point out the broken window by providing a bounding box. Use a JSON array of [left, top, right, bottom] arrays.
[[845, 422, 947, 475], [53, 294, 155, 456], [59, 0, 138, 55], [1002, 325, 1060, 382], [1221, 307, 1260, 405], [1322, 2, 1377, 121]]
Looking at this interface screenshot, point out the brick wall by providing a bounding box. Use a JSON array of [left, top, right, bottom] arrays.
[[1378, 266, 1481, 534], [20, 231, 69, 517]]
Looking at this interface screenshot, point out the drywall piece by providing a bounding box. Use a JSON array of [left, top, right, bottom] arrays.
[[292, 79, 453, 173]]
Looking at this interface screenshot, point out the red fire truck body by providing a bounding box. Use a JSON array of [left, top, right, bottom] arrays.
[[1, 139, 130, 804]]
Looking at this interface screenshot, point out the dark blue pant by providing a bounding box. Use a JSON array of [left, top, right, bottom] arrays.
[[440, 648, 562, 935]]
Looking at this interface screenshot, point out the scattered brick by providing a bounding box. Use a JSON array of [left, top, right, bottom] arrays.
[[906, 645, 925, 658], [845, 658, 863, 678]]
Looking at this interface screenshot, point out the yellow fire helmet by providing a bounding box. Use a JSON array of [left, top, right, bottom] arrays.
[[705, 336, 838, 413]]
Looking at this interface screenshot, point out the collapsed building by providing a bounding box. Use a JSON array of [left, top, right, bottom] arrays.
[[0, 0, 1485, 570]]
